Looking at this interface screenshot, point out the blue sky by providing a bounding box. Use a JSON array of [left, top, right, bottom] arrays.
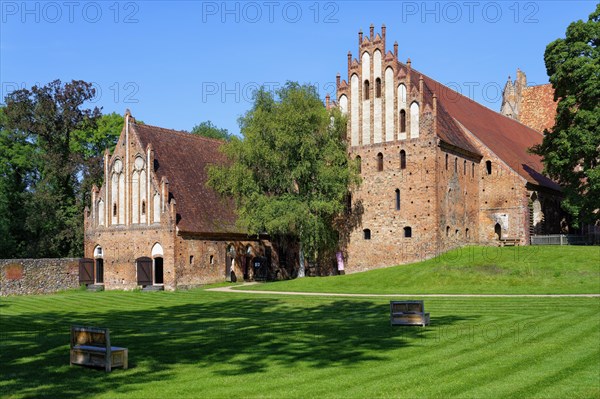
[[0, 1, 596, 135]]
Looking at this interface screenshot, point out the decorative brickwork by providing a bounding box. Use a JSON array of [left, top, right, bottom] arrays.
[[337, 26, 564, 273], [84, 112, 283, 291]]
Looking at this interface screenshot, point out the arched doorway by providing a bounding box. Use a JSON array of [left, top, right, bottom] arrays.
[[93, 245, 104, 284], [244, 245, 254, 281], [151, 243, 164, 285], [494, 223, 502, 240], [226, 245, 236, 282]]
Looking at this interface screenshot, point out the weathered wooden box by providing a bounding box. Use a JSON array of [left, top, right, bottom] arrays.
[[390, 300, 430, 327]]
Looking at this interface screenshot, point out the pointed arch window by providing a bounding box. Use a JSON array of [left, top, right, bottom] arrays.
[[364, 80, 370, 100], [375, 78, 382, 98], [377, 152, 383, 172], [356, 155, 362, 174], [399, 109, 406, 133], [395, 189, 401, 210], [400, 150, 406, 170]]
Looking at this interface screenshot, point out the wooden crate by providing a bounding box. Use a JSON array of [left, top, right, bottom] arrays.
[[390, 300, 430, 327]]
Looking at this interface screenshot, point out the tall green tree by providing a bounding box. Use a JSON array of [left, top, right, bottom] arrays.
[[208, 82, 359, 275], [4, 80, 101, 257], [191, 120, 232, 140], [0, 107, 37, 257], [532, 4, 600, 227]]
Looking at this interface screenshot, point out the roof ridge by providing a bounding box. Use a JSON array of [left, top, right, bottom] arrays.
[[133, 123, 227, 144], [413, 67, 545, 136]]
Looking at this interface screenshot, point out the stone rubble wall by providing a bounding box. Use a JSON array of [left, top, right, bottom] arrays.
[[0, 258, 80, 296]]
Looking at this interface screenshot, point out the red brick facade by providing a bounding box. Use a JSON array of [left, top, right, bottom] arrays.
[[337, 26, 563, 273], [84, 112, 286, 290], [85, 27, 565, 284]]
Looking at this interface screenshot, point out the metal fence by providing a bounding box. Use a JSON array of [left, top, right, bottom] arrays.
[[530, 234, 600, 245]]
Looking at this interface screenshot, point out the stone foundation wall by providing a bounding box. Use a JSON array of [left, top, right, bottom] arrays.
[[0, 258, 80, 296]]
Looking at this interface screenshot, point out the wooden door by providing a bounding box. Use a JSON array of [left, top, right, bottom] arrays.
[[136, 257, 153, 286], [79, 258, 94, 285]]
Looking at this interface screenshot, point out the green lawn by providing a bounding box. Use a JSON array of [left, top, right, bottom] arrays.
[[1, 289, 599, 398], [239, 246, 600, 294]]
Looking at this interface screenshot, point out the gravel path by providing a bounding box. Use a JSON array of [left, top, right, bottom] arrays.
[[206, 283, 600, 298]]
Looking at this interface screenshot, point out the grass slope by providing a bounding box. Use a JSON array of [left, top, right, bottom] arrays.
[[240, 246, 600, 294], [0, 290, 599, 398]]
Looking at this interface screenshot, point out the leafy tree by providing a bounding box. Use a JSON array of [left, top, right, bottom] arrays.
[[0, 107, 37, 257], [208, 82, 359, 275], [532, 4, 600, 227], [191, 120, 232, 140], [4, 80, 101, 257]]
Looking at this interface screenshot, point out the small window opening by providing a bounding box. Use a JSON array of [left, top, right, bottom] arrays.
[[375, 78, 382, 98], [454, 157, 458, 173], [486, 160, 492, 175], [400, 150, 406, 170], [363, 229, 371, 240], [364, 80, 370, 100], [356, 155, 362, 174], [404, 226, 412, 238], [113, 203, 117, 217], [446, 226, 450, 237], [472, 162, 475, 178], [189, 255, 194, 265], [445, 154, 449, 170], [466, 228, 470, 239], [395, 189, 400, 210], [464, 160, 467, 175], [141, 200, 146, 215], [377, 153, 383, 172]]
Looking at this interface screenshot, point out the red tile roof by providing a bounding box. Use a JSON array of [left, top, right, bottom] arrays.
[[418, 73, 560, 191], [133, 123, 241, 234]]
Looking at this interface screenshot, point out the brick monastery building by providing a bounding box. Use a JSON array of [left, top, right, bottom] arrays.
[[83, 26, 563, 289], [335, 26, 563, 272]]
